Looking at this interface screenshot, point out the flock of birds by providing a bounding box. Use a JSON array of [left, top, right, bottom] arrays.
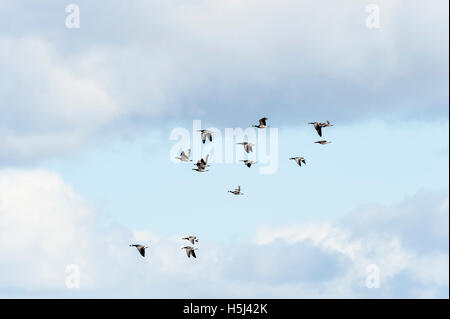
[[130, 236, 199, 258], [129, 117, 333, 259]]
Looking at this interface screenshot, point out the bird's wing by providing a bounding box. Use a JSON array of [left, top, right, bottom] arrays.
[[204, 154, 209, 164], [237, 186, 240, 192], [259, 117, 267, 126], [185, 149, 191, 157], [190, 238, 195, 245], [138, 246, 145, 257], [201, 131, 207, 143], [191, 250, 197, 258], [317, 125, 322, 137], [247, 162, 251, 167], [208, 132, 212, 142]]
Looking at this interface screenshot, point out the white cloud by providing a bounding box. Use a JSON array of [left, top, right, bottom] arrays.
[[0, 169, 96, 289], [254, 222, 361, 259], [0, 169, 447, 297]]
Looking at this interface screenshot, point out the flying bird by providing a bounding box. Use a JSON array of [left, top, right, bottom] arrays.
[[182, 246, 198, 258], [252, 117, 269, 128], [309, 121, 333, 137], [129, 244, 148, 257], [289, 157, 306, 166], [240, 160, 256, 168], [237, 142, 254, 153], [182, 236, 199, 245], [197, 130, 212, 144], [228, 185, 244, 195], [193, 154, 210, 172], [175, 149, 192, 162], [315, 140, 332, 145], [321, 120, 333, 128]]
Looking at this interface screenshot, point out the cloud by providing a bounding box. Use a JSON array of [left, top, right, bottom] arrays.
[[340, 191, 449, 254], [0, 1, 448, 163], [0, 36, 120, 163], [0, 169, 447, 298], [0, 169, 97, 290]]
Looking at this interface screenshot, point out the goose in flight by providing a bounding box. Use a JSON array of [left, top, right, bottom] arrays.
[[253, 117, 269, 129], [309, 121, 333, 136], [321, 120, 333, 128], [315, 140, 331, 145], [182, 236, 199, 245], [197, 130, 212, 144], [228, 185, 244, 195], [182, 246, 198, 258], [193, 154, 209, 172], [237, 142, 254, 153], [240, 160, 256, 168], [290, 157, 306, 166], [175, 149, 192, 162], [129, 244, 148, 257]]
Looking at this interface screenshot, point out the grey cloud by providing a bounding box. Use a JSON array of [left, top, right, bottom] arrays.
[[0, 1, 448, 163], [222, 239, 350, 285], [340, 191, 449, 254]]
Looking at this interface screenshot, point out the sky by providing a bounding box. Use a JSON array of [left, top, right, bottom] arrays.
[[0, 0, 448, 298]]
